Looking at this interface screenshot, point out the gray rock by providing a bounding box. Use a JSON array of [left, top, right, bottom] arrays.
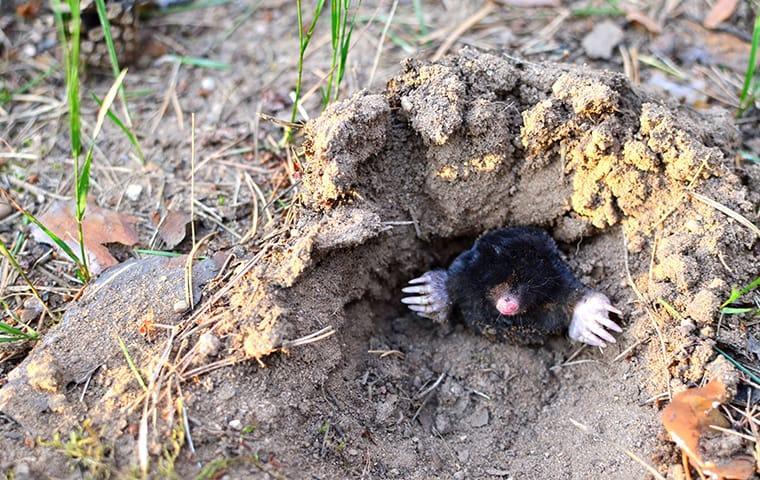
[[581, 21, 624, 59]]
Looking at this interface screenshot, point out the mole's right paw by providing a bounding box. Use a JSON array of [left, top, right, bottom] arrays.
[[568, 292, 623, 348], [401, 270, 451, 324]]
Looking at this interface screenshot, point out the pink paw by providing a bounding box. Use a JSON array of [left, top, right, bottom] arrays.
[[568, 292, 623, 347]]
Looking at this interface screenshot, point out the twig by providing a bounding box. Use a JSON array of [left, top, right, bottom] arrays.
[[367, 0, 399, 88], [690, 191, 760, 239], [432, 2, 495, 61]]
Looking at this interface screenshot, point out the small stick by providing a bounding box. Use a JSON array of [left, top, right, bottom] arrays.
[[367, 0, 399, 88], [432, 2, 495, 61], [690, 191, 760, 239]]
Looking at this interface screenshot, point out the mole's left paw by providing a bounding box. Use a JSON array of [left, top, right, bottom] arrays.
[[401, 270, 451, 324], [568, 292, 623, 347]]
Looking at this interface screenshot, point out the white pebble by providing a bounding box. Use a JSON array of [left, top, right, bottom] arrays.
[[125, 184, 143, 201]]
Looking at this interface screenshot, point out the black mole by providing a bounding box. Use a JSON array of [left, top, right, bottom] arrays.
[[402, 227, 622, 346]]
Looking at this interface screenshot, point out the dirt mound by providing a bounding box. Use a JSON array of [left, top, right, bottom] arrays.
[[1, 48, 758, 478]]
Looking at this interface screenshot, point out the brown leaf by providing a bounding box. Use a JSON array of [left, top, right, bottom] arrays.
[[704, 0, 739, 29], [31, 201, 139, 275], [661, 380, 755, 480], [15, 0, 41, 19], [625, 8, 662, 34], [156, 210, 191, 248]]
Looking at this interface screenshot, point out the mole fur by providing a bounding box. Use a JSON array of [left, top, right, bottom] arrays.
[[446, 227, 589, 344]]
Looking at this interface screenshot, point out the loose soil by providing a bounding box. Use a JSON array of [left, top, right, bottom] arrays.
[[1, 2, 759, 479], [2, 47, 759, 479]]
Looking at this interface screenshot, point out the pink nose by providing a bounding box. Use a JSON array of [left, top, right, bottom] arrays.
[[496, 298, 519, 315]]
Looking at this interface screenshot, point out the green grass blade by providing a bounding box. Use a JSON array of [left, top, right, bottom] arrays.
[[22, 210, 82, 268], [738, 13, 760, 116], [50, 0, 69, 68], [285, 0, 326, 142], [721, 276, 760, 308], [411, 0, 427, 35], [0, 239, 55, 321], [77, 68, 127, 221], [93, 0, 135, 132], [91, 93, 144, 163], [721, 307, 759, 315], [66, 0, 82, 159], [169, 55, 230, 70], [714, 346, 760, 384], [117, 335, 147, 391]]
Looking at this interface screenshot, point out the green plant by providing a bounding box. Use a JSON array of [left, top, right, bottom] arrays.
[[285, 0, 326, 143], [1, 190, 87, 281], [0, 299, 39, 343], [322, 0, 357, 106], [738, 12, 760, 116], [39, 420, 111, 478], [721, 276, 760, 316], [0, 238, 53, 326]]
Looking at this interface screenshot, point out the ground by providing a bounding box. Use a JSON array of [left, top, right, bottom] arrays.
[[0, 1, 759, 479]]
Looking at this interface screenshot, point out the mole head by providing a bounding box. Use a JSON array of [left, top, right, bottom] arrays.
[[488, 280, 525, 316]]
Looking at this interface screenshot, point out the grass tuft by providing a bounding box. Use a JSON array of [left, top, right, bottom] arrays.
[[322, 0, 357, 106], [117, 335, 148, 391], [285, 0, 326, 143], [738, 12, 760, 116], [39, 420, 111, 478]]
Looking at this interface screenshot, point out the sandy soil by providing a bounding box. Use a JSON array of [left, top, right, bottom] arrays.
[[1, 1, 759, 479]]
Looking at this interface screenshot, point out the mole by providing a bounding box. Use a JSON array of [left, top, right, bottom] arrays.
[[401, 227, 622, 347]]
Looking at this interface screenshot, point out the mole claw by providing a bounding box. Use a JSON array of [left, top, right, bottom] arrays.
[[605, 304, 623, 315], [408, 275, 429, 284], [402, 296, 427, 306], [402, 285, 431, 294]]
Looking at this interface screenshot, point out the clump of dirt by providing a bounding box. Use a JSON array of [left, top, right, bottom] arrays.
[[1, 48, 758, 478]]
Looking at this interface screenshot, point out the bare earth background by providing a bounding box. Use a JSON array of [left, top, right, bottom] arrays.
[[1, 1, 759, 479]]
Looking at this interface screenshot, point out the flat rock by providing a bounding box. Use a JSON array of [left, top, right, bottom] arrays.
[[581, 21, 624, 59]]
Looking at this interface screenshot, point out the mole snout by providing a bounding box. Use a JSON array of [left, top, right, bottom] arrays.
[[401, 227, 623, 346]]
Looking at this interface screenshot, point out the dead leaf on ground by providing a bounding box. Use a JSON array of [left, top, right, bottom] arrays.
[[625, 8, 662, 34], [704, 0, 739, 29], [661, 380, 755, 480], [15, 0, 41, 19], [31, 201, 139, 275], [155, 210, 191, 248]]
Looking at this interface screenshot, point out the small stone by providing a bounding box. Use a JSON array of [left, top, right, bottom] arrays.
[[22, 44, 36, 57], [581, 21, 624, 59], [0, 200, 12, 221], [457, 448, 470, 463], [199, 77, 216, 97], [13, 462, 31, 480], [228, 419, 242, 430], [347, 448, 359, 456], [434, 413, 451, 434], [453, 472, 466, 480], [467, 407, 489, 428], [678, 318, 696, 336], [125, 184, 143, 201], [173, 300, 189, 313], [198, 332, 221, 358]]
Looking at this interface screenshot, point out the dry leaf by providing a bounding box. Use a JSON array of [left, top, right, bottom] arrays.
[[31, 201, 139, 275], [15, 0, 41, 19], [704, 0, 739, 29], [661, 380, 755, 480], [157, 210, 191, 248], [625, 8, 662, 34]]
